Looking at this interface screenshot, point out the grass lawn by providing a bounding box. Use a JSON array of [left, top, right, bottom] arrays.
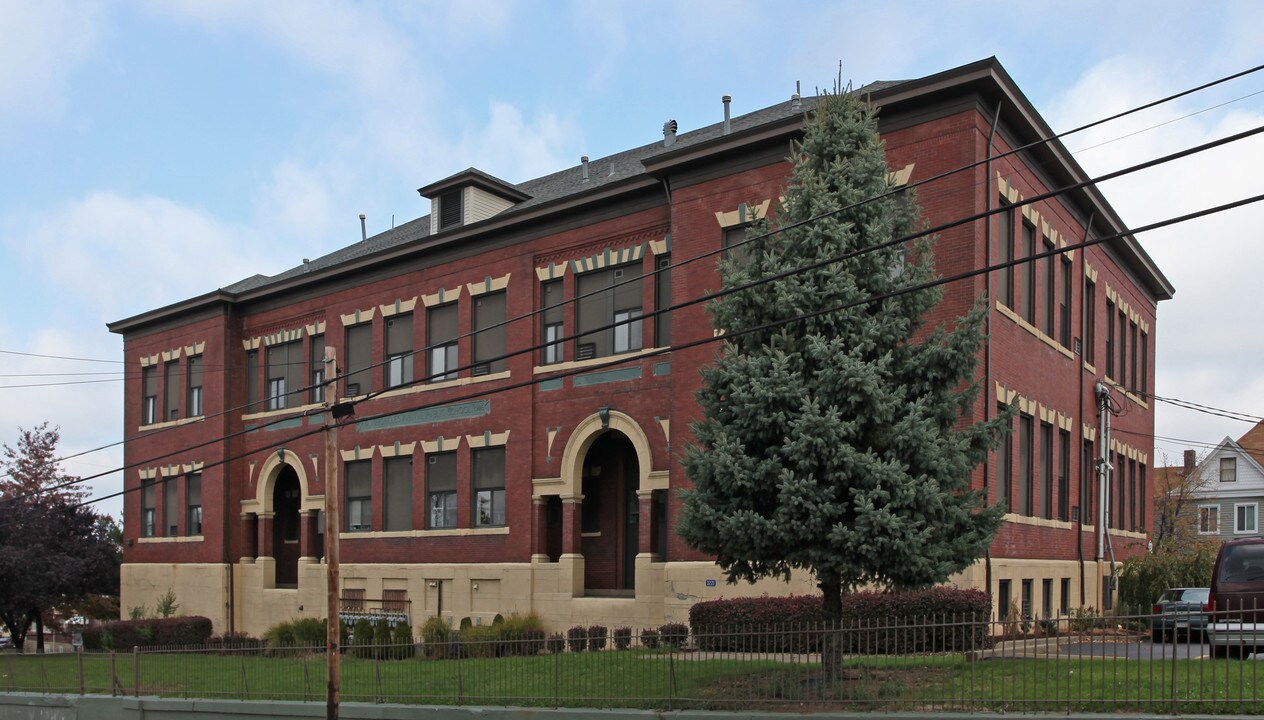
[[3, 648, 1264, 713]]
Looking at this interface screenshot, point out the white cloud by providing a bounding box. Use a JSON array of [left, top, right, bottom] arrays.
[[457, 101, 580, 183], [0, 0, 104, 131]]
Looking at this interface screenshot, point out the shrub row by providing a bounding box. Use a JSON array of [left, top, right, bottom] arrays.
[[689, 588, 991, 654], [81, 616, 213, 650]]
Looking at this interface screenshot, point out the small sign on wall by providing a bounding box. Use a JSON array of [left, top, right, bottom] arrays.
[[706, 579, 717, 587]]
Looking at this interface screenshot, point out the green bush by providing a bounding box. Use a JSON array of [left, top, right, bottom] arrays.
[[546, 632, 565, 654], [263, 621, 296, 648], [421, 616, 453, 660], [92, 616, 213, 649], [640, 628, 660, 649], [659, 623, 688, 649], [613, 627, 632, 650], [566, 626, 587, 652], [390, 621, 415, 659], [499, 612, 545, 655], [463, 624, 501, 658], [1119, 549, 1216, 614], [352, 618, 375, 659], [292, 618, 327, 647]]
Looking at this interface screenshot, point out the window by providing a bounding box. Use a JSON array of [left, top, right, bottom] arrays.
[[1235, 503, 1258, 534], [473, 446, 506, 527], [141, 366, 158, 425], [1084, 279, 1096, 364], [1199, 505, 1220, 534], [383, 589, 408, 613], [345, 461, 371, 532], [1139, 463, 1147, 532], [655, 254, 672, 347], [472, 292, 507, 376], [309, 335, 325, 404], [141, 479, 156, 537], [344, 323, 372, 396], [384, 457, 412, 531], [1105, 299, 1115, 379], [385, 314, 414, 388], [1060, 578, 1071, 616], [1058, 429, 1071, 522], [1019, 414, 1033, 516], [163, 476, 178, 537], [427, 303, 458, 382], [541, 281, 564, 364], [1043, 236, 1056, 336], [1140, 331, 1149, 398], [996, 403, 1012, 511], [187, 355, 203, 417], [186, 474, 202, 536], [1040, 421, 1053, 520], [576, 262, 643, 360], [246, 350, 260, 411], [438, 189, 462, 230], [266, 340, 302, 411], [164, 360, 181, 421], [1042, 578, 1053, 618], [1221, 457, 1237, 483], [996, 200, 1014, 308], [1060, 255, 1072, 347], [1082, 439, 1094, 524], [1021, 579, 1033, 620], [1116, 452, 1127, 529], [342, 588, 366, 612], [427, 452, 457, 528], [1128, 459, 1137, 531], [998, 579, 1012, 621], [722, 225, 750, 263], [1129, 321, 1138, 393], [1117, 308, 1127, 387], [1020, 222, 1036, 324]]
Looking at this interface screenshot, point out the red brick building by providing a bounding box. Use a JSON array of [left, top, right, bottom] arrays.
[[108, 58, 1171, 635]]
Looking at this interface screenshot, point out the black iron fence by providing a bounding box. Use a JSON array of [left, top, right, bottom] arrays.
[[2, 609, 1263, 712]]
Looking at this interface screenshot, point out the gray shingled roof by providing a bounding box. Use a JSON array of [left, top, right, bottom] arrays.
[[223, 82, 907, 295]]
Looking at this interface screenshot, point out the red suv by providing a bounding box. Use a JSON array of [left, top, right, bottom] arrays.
[[1205, 538, 1264, 658]]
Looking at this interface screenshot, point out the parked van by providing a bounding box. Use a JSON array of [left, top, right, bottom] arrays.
[[1205, 538, 1264, 658]]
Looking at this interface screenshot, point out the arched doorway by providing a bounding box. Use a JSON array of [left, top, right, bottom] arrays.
[[581, 431, 640, 592], [272, 466, 301, 587]]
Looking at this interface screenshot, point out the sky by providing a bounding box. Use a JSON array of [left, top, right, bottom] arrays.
[[1, 0, 1263, 519]]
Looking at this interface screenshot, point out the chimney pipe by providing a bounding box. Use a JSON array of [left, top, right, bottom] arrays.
[[359, 213, 367, 242], [791, 90, 801, 112], [581, 155, 590, 182], [722, 95, 731, 134], [1183, 449, 1197, 474], [663, 119, 677, 147]]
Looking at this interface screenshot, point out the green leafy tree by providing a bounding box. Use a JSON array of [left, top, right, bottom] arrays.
[[678, 84, 1007, 627]]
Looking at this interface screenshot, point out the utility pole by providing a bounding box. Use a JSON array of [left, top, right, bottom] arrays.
[[323, 347, 341, 720]]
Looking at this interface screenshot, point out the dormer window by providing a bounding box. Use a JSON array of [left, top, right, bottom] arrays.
[[438, 189, 463, 230]]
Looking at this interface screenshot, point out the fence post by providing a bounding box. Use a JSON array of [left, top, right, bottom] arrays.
[[132, 646, 139, 697], [184, 649, 189, 700], [78, 649, 85, 695], [668, 640, 676, 711], [553, 641, 559, 709], [110, 651, 117, 696], [456, 639, 463, 706]]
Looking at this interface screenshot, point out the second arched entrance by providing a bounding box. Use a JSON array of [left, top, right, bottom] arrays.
[[580, 431, 639, 592]]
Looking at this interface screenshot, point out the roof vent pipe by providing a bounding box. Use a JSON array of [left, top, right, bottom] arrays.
[[791, 92, 801, 112], [722, 95, 731, 134], [663, 119, 678, 147], [581, 155, 590, 181], [359, 214, 367, 241]]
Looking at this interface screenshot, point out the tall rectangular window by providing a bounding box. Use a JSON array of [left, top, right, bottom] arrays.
[[1084, 279, 1096, 364], [473, 446, 506, 527], [1040, 421, 1053, 520], [1060, 578, 1071, 616], [427, 452, 457, 528], [1221, 457, 1237, 483], [1139, 464, 1147, 532], [163, 475, 178, 537], [1128, 459, 1137, 531], [1117, 308, 1127, 388], [187, 355, 203, 417], [141, 479, 156, 537], [1019, 414, 1033, 516], [246, 350, 260, 411], [344, 323, 372, 396], [1129, 321, 1138, 393], [472, 292, 507, 376], [186, 473, 202, 536], [1043, 236, 1056, 336], [541, 280, 564, 364], [1020, 222, 1036, 324], [309, 335, 325, 404], [1021, 579, 1033, 620], [164, 360, 181, 421], [1060, 255, 1072, 347], [1058, 428, 1071, 522], [1199, 505, 1220, 534], [655, 254, 672, 347], [722, 225, 750, 263], [996, 199, 1014, 308], [1105, 300, 1115, 379], [266, 341, 302, 410], [1140, 331, 1149, 398], [1116, 452, 1127, 529], [345, 461, 371, 532], [384, 457, 412, 531], [998, 579, 1012, 621], [1082, 439, 1094, 525], [996, 403, 1012, 512], [427, 303, 458, 382], [141, 366, 158, 425], [385, 314, 414, 388], [1042, 578, 1053, 619], [577, 263, 642, 359]]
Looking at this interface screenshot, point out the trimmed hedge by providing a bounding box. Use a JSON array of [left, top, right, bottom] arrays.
[[689, 589, 990, 654], [87, 616, 213, 650]]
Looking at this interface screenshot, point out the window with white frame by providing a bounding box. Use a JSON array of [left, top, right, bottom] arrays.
[[1199, 505, 1220, 535], [345, 461, 371, 532], [1221, 457, 1237, 483], [427, 452, 457, 528], [472, 446, 506, 527], [1235, 503, 1257, 534]]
